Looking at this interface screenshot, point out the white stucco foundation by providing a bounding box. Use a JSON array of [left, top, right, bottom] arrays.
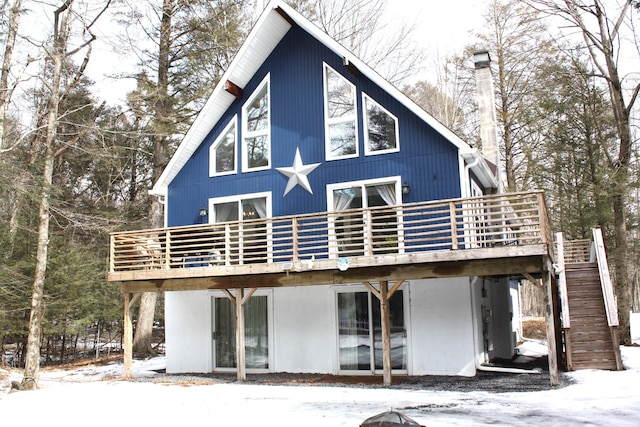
[[165, 277, 485, 376]]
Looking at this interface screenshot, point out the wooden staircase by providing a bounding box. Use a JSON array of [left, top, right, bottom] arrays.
[[564, 262, 621, 370]]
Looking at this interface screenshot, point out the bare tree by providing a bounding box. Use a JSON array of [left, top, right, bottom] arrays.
[[527, 0, 640, 343], [121, 0, 250, 354], [285, 0, 423, 85], [21, 0, 111, 390], [0, 0, 22, 155], [474, 0, 555, 192], [404, 52, 479, 141]]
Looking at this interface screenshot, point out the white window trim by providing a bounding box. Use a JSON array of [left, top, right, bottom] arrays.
[[333, 283, 410, 375], [242, 74, 271, 172], [208, 191, 273, 264], [208, 191, 273, 223], [362, 93, 400, 156], [209, 289, 274, 373], [209, 116, 238, 177], [323, 63, 359, 161], [326, 176, 404, 257], [326, 176, 402, 210]]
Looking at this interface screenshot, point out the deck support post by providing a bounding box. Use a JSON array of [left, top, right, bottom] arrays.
[[223, 287, 256, 382], [380, 280, 392, 386], [123, 292, 140, 379], [543, 268, 559, 386], [365, 280, 404, 386], [236, 287, 246, 382]]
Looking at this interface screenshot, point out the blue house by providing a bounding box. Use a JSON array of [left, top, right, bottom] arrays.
[[110, 0, 558, 383]]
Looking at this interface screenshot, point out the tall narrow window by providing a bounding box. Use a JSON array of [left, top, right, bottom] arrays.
[[324, 64, 357, 160], [210, 117, 237, 176], [243, 75, 270, 171], [363, 94, 399, 155]]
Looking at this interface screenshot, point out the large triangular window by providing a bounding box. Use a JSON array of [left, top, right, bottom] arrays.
[[363, 94, 399, 155], [209, 116, 237, 176]]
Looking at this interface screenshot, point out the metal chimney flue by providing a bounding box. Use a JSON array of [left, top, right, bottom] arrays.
[[474, 50, 502, 191]]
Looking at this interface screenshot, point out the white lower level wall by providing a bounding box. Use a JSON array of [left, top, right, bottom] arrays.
[[165, 290, 212, 373], [409, 278, 477, 376], [165, 277, 479, 376]]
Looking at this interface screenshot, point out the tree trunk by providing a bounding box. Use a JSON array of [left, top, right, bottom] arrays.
[[1, 0, 23, 259], [22, 139, 58, 389], [0, 0, 21, 154], [600, 2, 633, 345], [132, 292, 158, 354], [132, 0, 173, 355], [21, 1, 70, 390]]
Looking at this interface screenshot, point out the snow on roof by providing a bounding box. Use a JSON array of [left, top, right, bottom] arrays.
[[150, 0, 496, 197]]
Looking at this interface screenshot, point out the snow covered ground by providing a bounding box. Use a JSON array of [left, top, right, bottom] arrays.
[[2, 343, 640, 426]]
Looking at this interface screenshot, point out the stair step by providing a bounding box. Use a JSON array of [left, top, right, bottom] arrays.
[[571, 361, 619, 370], [568, 311, 607, 320], [568, 318, 609, 326], [570, 341, 614, 351], [569, 328, 610, 337], [571, 349, 616, 361]]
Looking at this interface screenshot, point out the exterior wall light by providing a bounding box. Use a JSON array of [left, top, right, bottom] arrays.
[[402, 183, 410, 195], [199, 206, 208, 217]]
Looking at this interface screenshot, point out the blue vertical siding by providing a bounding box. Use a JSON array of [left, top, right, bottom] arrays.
[[167, 26, 462, 227]]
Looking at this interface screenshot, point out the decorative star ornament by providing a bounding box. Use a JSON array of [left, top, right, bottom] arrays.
[[276, 147, 321, 196]]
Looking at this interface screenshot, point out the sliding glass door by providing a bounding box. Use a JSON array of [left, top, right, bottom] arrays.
[[209, 192, 271, 265], [212, 294, 269, 370], [337, 287, 407, 373], [328, 178, 401, 257]]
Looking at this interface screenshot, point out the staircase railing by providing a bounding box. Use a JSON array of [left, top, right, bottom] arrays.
[[591, 228, 618, 328], [591, 228, 623, 370], [555, 232, 570, 329]]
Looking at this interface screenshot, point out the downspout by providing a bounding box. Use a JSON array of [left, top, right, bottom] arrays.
[[463, 155, 480, 198]]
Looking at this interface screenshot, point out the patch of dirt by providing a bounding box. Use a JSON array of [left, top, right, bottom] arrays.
[[522, 318, 547, 340], [40, 355, 123, 372]]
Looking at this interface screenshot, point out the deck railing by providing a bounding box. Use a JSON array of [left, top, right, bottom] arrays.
[[560, 239, 592, 263], [109, 191, 551, 274]]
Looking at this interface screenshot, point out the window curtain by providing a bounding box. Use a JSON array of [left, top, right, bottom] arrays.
[[338, 292, 360, 370], [244, 296, 268, 369], [244, 197, 267, 219], [374, 183, 396, 206], [333, 189, 356, 211], [215, 202, 237, 223], [214, 297, 236, 368]]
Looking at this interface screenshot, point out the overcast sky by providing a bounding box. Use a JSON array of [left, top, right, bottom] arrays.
[[389, 0, 490, 51]]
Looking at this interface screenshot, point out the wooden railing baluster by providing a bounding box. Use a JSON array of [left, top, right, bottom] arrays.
[[449, 201, 458, 250]]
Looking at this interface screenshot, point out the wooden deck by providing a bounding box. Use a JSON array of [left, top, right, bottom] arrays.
[[111, 190, 563, 386], [109, 191, 555, 292]]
